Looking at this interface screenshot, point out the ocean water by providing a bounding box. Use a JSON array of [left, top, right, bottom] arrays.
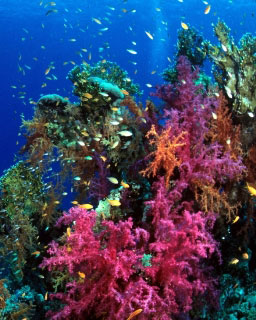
[[0, 1, 256, 319]]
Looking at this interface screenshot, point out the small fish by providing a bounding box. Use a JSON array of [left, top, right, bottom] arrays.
[[232, 216, 240, 224], [74, 176, 81, 181], [118, 130, 133, 137], [69, 38, 77, 42], [229, 258, 239, 265], [181, 22, 189, 30], [146, 83, 153, 88], [121, 181, 130, 188], [107, 177, 119, 184], [221, 44, 227, 52], [247, 183, 256, 196], [127, 309, 143, 320], [67, 227, 71, 237], [92, 18, 102, 24], [110, 120, 120, 125], [78, 271, 86, 279], [127, 49, 137, 55], [121, 89, 129, 95], [32, 251, 40, 255], [212, 112, 217, 120], [71, 201, 79, 205], [77, 141, 85, 146], [111, 141, 119, 149], [107, 199, 121, 206], [225, 86, 233, 99], [81, 130, 89, 137], [204, 5, 211, 14], [44, 66, 52, 75], [79, 204, 93, 209], [45, 9, 58, 16], [145, 31, 153, 40], [242, 252, 249, 260], [44, 292, 48, 300], [83, 92, 93, 99], [100, 156, 107, 162]]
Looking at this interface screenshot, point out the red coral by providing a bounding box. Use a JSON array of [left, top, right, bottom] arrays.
[[41, 204, 220, 319]]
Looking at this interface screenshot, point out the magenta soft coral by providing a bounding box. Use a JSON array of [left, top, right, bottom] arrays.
[[41, 204, 220, 319], [41, 207, 167, 320], [145, 178, 221, 314]]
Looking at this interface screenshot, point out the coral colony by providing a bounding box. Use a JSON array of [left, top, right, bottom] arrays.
[[1, 21, 256, 319]]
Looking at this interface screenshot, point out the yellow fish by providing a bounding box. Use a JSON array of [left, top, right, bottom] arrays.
[[181, 22, 189, 30], [83, 92, 93, 99], [121, 181, 130, 188], [145, 31, 154, 40], [232, 216, 240, 224], [67, 227, 71, 237], [127, 309, 143, 320], [107, 199, 121, 206], [79, 204, 93, 210], [92, 18, 102, 24], [107, 177, 119, 184], [229, 258, 239, 265], [181, 22, 188, 30], [247, 183, 256, 196], [100, 156, 107, 162], [78, 271, 86, 279]]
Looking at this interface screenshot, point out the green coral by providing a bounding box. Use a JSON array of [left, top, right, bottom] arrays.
[[0, 161, 44, 217], [68, 60, 141, 109], [162, 26, 206, 83], [141, 253, 152, 267], [203, 20, 256, 114]]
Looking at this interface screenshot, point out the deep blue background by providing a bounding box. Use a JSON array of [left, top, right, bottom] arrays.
[[0, 0, 255, 174]]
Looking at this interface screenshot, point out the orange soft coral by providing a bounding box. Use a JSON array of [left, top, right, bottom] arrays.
[[140, 125, 186, 187]]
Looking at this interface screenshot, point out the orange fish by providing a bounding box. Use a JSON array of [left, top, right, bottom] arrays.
[[78, 271, 86, 279], [32, 251, 40, 255], [204, 5, 211, 14], [127, 309, 143, 320], [121, 89, 129, 95]]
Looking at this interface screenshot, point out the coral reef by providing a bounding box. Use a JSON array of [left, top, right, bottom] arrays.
[[2, 21, 256, 319], [203, 20, 256, 114]]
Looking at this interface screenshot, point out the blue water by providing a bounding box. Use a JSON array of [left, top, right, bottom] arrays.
[[0, 0, 255, 174]]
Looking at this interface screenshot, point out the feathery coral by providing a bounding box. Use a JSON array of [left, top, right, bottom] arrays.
[[140, 125, 186, 187]]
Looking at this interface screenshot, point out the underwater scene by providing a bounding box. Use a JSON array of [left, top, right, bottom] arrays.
[[1, 0, 256, 319]]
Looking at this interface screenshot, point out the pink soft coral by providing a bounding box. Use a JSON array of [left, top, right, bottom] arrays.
[[41, 204, 220, 319]]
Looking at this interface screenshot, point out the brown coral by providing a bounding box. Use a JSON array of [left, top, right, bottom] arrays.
[[207, 91, 242, 160]]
